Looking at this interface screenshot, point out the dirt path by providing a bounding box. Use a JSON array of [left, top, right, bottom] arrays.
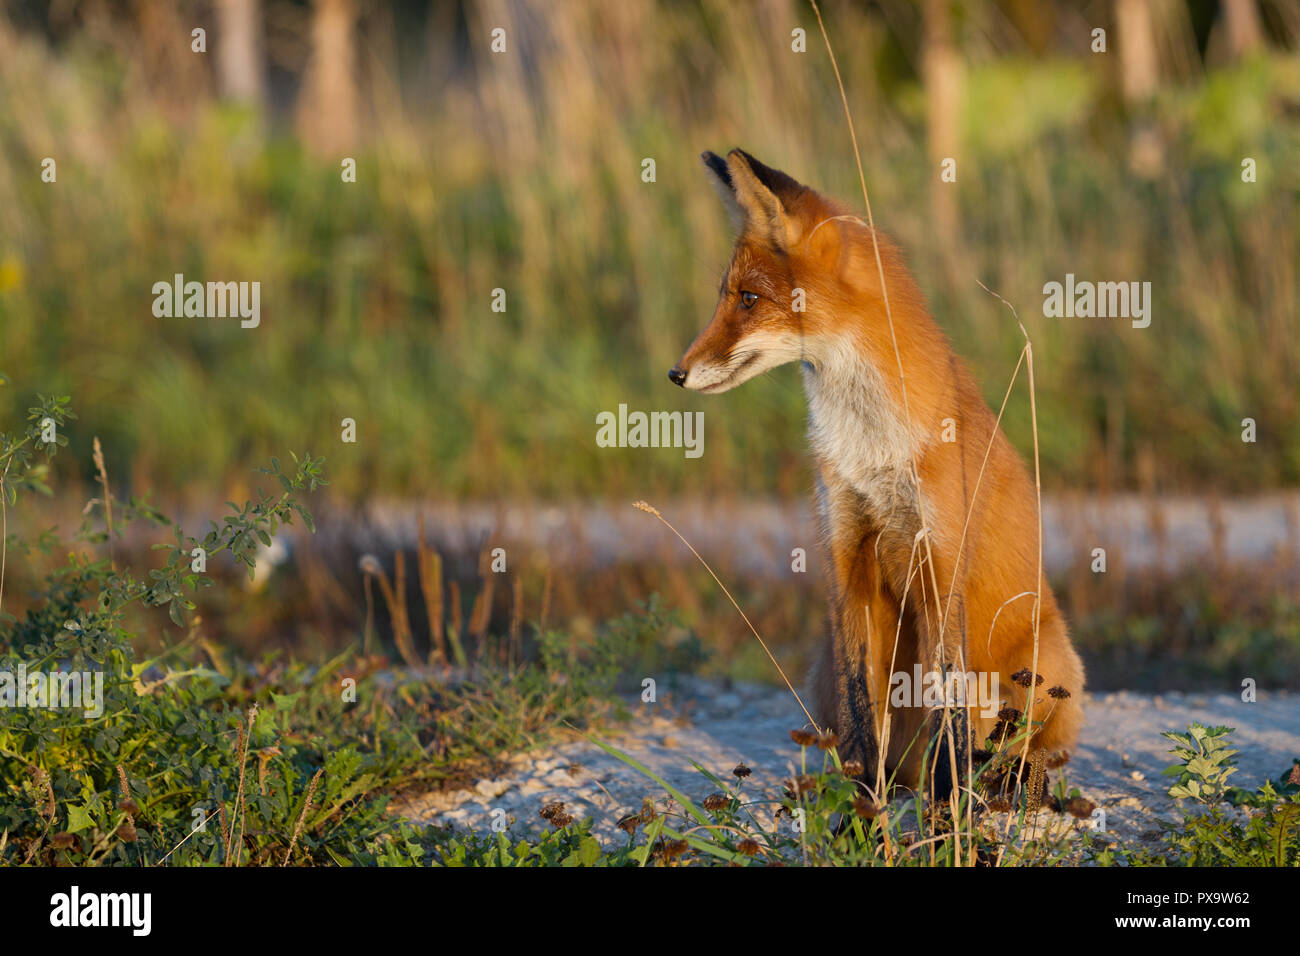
[[320, 493, 1300, 577], [395, 679, 1300, 850]]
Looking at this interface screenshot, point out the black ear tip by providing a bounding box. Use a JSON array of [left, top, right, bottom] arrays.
[[702, 150, 733, 188]]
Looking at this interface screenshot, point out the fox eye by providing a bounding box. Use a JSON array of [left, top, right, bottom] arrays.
[[739, 291, 759, 309]]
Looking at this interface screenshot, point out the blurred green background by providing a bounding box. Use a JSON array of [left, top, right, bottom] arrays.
[[1, 0, 1296, 508]]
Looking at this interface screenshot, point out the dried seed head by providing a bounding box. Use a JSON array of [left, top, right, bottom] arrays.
[[1026, 750, 1047, 813], [638, 798, 658, 822], [118, 822, 138, 843], [997, 707, 1022, 723], [1064, 797, 1097, 820], [988, 796, 1013, 813], [702, 793, 729, 812], [30, 766, 55, 820], [815, 730, 840, 750], [119, 798, 139, 816], [737, 837, 761, 857], [1288, 763, 1300, 787], [1048, 685, 1071, 700], [988, 722, 1016, 745], [789, 729, 818, 747], [358, 554, 383, 576], [1011, 668, 1032, 687], [549, 812, 574, 830], [732, 762, 752, 779], [616, 813, 640, 835], [1011, 669, 1044, 688], [51, 832, 76, 850], [979, 769, 1004, 788], [784, 774, 817, 798], [661, 839, 689, 859], [853, 795, 879, 819], [841, 760, 865, 778], [1046, 751, 1071, 770], [539, 801, 566, 821]]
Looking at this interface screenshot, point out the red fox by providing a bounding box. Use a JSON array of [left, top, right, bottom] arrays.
[[670, 149, 1084, 792]]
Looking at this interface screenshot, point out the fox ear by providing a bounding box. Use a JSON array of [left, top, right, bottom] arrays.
[[701, 151, 744, 228], [725, 149, 805, 249]]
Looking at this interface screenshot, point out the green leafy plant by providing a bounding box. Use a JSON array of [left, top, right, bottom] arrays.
[[1157, 723, 1300, 866], [0, 380, 652, 866], [1162, 723, 1240, 805]]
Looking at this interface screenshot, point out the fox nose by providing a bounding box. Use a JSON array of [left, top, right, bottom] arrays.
[[668, 366, 687, 387]]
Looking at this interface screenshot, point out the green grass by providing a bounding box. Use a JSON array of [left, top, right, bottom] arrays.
[[0, 393, 644, 865], [1, 7, 1297, 503]]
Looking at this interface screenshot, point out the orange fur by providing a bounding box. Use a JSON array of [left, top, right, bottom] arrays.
[[671, 149, 1084, 791]]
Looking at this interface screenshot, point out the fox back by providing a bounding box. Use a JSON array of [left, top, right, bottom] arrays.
[[671, 149, 1084, 791]]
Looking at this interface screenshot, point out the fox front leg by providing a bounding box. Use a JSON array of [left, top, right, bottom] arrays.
[[830, 610, 882, 778]]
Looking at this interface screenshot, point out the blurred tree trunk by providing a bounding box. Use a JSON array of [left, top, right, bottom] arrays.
[[132, 0, 210, 116], [296, 0, 358, 156], [923, 0, 962, 251], [1002, 0, 1055, 55], [1222, 0, 1264, 58], [1116, 0, 1164, 177], [216, 0, 265, 106], [1117, 0, 1158, 104]]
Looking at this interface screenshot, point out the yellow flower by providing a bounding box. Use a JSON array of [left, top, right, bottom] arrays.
[[0, 257, 24, 292]]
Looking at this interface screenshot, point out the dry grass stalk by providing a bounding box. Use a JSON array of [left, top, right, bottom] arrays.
[[225, 703, 257, 866], [449, 579, 463, 647], [539, 565, 552, 635], [361, 570, 375, 655], [632, 501, 818, 729], [362, 552, 421, 668], [416, 514, 447, 665], [282, 767, 324, 866], [509, 575, 523, 669], [468, 546, 495, 652], [217, 803, 230, 858], [92, 436, 115, 571], [156, 807, 220, 866], [392, 550, 420, 666]]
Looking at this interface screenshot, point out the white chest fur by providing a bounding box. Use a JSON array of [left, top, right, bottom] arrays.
[[801, 341, 920, 527]]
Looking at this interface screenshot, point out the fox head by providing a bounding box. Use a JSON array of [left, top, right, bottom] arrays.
[[669, 149, 860, 393]]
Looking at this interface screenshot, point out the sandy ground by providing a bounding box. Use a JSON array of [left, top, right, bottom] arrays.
[[395, 678, 1300, 853]]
